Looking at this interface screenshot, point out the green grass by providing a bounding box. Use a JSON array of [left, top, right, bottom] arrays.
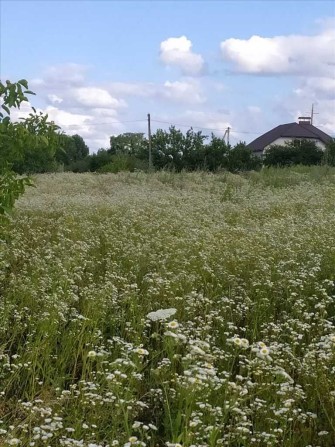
[[1, 167, 335, 446]]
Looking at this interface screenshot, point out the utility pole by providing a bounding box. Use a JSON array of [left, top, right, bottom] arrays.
[[147, 113, 152, 171], [223, 126, 231, 146]]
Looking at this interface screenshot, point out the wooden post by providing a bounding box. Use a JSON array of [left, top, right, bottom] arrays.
[[148, 113, 152, 171]]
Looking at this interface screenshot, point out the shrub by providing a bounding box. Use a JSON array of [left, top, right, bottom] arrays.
[[264, 139, 323, 167]]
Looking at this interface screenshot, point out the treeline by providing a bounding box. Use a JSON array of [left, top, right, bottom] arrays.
[[3, 115, 335, 175], [1, 115, 261, 174], [69, 129, 262, 173], [7, 126, 334, 174], [1, 79, 335, 175]]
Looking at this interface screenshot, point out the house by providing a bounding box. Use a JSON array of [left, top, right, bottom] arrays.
[[247, 117, 333, 156]]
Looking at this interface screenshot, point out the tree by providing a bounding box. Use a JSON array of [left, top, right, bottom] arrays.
[[12, 111, 62, 174], [203, 134, 229, 171], [72, 134, 89, 159], [0, 79, 35, 219], [109, 133, 147, 157], [1, 79, 65, 174], [89, 149, 113, 171], [226, 142, 261, 172], [322, 139, 335, 166], [56, 134, 89, 167], [183, 128, 207, 170]]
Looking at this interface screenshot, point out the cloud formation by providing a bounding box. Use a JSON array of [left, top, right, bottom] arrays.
[[72, 87, 126, 108], [160, 36, 205, 76], [220, 23, 335, 77], [22, 63, 207, 150]]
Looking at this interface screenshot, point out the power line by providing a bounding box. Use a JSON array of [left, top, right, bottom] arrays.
[[151, 119, 262, 136], [59, 119, 147, 128], [57, 116, 264, 138]]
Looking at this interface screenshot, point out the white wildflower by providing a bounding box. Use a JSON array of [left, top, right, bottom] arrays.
[[146, 308, 177, 321], [167, 320, 179, 329], [134, 348, 149, 356]]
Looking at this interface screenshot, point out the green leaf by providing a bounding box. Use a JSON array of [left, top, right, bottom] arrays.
[[18, 79, 28, 89], [1, 104, 10, 115]]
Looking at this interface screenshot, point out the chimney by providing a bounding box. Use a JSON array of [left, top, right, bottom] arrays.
[[298, 116, 311, 125]]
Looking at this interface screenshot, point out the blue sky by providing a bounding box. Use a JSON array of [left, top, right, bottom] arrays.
[[1, 0, 334, 151]]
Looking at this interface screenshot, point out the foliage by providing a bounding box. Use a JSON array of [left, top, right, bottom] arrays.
[[89, 148, 114, 171], [56, 134, 90, 167], [0, 80, 36, 218], [322, 138, 335, 166], [202, 134, 229, 171], [0, 167, 33, 219], [1, 168, 335, 446], [263, 139, 324, 167], [12, 112, 63, 174], [98, 155, 133, 173], [72, 134, 90, 159], [226, 142, 262, 172], [110, 132, 147, 157], [0, 79, 35, 122]]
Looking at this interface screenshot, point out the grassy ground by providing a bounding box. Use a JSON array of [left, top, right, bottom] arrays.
[[0, 167, 335, 446]]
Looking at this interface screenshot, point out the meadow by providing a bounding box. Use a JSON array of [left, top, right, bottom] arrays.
[[0, 167, 335, 447]]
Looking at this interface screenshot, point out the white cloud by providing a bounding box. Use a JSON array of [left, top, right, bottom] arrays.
[[271, 81, 335, 137], [109, 79, 205, 105], [296, 77, 335, 100], [47, 94, 63, 104], [72, 87, 126, 108], [162, 80, 205, 104], [160, 36, 205, 76], [44, 106, 93, 128], [9, 101, 36, 122], [220, 24, 335, 76], [44, 63, 89, 85], [108, 82, 155, 97], [22, 64, 131, 150]]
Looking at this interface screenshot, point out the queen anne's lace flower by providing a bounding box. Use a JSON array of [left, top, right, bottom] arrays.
[[146, 308, 177, 321]]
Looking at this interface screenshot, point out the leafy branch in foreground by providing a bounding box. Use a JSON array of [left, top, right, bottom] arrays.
[[0, 167, 34, 217], [0, 79, 36, 219]]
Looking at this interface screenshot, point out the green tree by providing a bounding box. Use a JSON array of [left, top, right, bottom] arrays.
[[56, 134, 89, 168], [89, 149, 113, 171], [183, 128, 207, 170], [72, 134, 89, 159], [109, 133, 147, 157], [204, 134, 229, 171], [0, 79, 35, 219], [1, 82, 64, 173], [226, 142, 261, 172], [12, 112, 63, 174], [322, 139, 335, 166]]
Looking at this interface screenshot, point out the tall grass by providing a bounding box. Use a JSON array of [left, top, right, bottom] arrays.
[[0, 167, 335, 446]]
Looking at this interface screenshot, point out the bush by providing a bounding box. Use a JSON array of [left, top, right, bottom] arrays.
[[264, 139, 323, 167], [226, 143, 262, 172], [322, 139, 335, 166], [66, 157, 91, 173], [98, 154, 138, 173]]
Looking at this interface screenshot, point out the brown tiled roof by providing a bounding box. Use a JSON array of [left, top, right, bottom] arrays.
[[247, 122, 333, 153]]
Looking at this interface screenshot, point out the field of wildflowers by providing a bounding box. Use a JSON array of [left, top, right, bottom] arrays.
[[0, 167, 334, 447]]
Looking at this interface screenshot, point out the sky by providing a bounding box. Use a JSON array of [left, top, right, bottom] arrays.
[[1, 0, 335, 152]]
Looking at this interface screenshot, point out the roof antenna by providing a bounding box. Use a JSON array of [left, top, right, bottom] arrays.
[[311, 103, 319, 125]]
